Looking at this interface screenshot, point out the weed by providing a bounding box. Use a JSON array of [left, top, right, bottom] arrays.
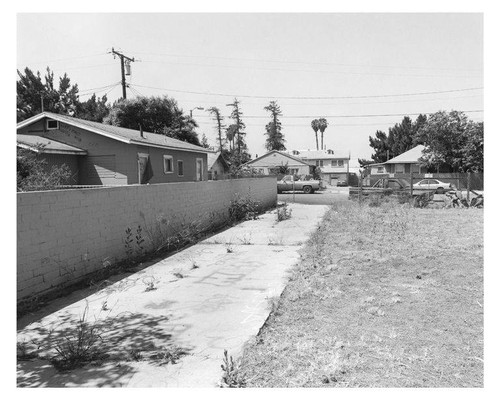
[[149, 346, 187, 365], [229, 193, 260, 222], [220, 349, 246, 388], [128, 349, 143, 362], [17, 340, 39, 361], [124, 227, 134, 258], [101, 301, 109, 311], [173, 272, 184, 279], [191, 262, 200, 269], [135, 226, 145, 254], [143, 276, 158, 291], [51, 303, 103, 371], [238, 234, 253, 245], [226, 244, 234, 253], [276, 202, 292, 222]]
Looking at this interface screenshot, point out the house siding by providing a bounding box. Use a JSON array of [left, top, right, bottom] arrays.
[[248, 152, 310, 175], [17, 118, 208, 185]]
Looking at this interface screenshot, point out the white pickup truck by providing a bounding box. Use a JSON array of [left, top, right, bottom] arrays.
[[277, 175, 323, 194]]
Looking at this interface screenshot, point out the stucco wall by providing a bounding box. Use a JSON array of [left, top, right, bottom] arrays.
[[17, 177, 277, 300]]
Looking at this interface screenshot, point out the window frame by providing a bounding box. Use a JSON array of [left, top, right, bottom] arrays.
[[46, 119, 59, 130], [177, 160, 184, 176], [163, 155, 174, 174], [196, 158, 204, 181]]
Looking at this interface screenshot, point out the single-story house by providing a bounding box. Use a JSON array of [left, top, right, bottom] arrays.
[[17, 112, 210, 185], [288, 149, 351, 185], [243, 150, 312, 176], [207, 151, 230, 180], [368, 145, 429, 176]]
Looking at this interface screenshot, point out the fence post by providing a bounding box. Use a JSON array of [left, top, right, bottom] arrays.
[[467, 171, 471, 202]]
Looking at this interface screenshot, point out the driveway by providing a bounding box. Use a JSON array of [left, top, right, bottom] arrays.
[[17, 203, 328, 387]]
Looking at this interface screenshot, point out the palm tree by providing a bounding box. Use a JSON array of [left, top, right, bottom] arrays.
[[311, 119, 320, 150], [318, 118, 329, 150]]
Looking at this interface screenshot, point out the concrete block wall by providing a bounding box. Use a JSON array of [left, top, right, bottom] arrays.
[[17, 177, 277, 300]]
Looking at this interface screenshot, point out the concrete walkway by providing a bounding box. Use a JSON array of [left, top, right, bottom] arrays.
[[17, 203, 328, 387]]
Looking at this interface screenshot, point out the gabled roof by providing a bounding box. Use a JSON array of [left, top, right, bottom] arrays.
[[244, 150, 310, 166], [384, 145, 426, 164], [207, 151, 229, 170], [288, 149, 350, 160], [17, 112, 209, 154], [17, 134, 87, 155]]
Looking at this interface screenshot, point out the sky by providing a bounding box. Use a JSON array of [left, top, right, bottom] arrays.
[[16, 13, 483, 167]]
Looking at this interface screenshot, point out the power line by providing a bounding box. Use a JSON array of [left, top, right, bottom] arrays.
[[188, 110, 484, 120], [139, 59, 481, 79], [17, 52, 109, 67], [131, 83, 483, 100], [130, 50, 482, 73], [79, 81, 122, 96]]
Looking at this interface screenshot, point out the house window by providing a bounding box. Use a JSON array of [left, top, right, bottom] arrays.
[[337, 160, 344, 167], [377, 166, 385, 173], [163, 155, 174, 174], [316, 160, 324, 167], [46, 119, 59, 130], [395, 164, 404, 173], [196, 158, 204, 181], [177, 160, 184, 176], [290, 168, 299, 175]]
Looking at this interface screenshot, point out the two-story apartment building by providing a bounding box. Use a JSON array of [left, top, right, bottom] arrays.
[[288, 149, 351, 185]]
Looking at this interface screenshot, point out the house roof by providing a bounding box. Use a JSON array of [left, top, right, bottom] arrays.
[[17, 134, 87, 155], [384, 145, 426, 164], [288, 149, 350, 160], [244, 150, 310, 167], [17, 112, 210, 154], [207, 151, 229, 169]]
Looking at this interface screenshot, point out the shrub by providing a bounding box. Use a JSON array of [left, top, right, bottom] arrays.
[[220, 349, 246, 388], [229, 193, 260, 221], [276, 202, 292, 222]]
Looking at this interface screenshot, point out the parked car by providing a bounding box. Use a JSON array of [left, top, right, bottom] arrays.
[[349, 178, 411, 197], [277, 175, 323, 194], [412, 179, 455, 194]]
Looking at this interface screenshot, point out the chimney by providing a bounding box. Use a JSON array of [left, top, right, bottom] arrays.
[[139, 124, 144, 138]]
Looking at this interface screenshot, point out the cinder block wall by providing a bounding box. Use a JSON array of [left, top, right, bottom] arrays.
[[17, 177, 277, 300]]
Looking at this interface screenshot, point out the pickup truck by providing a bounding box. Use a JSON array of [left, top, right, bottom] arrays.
[[349, 178, 411, 197], [277, 175, 323, 194]]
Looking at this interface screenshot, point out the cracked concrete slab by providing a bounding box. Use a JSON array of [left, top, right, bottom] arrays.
[[17, 203, 328, 387]]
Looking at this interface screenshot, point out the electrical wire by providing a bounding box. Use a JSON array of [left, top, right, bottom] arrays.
[[130, 84, 483, 100], [17, 52, 109, 67]]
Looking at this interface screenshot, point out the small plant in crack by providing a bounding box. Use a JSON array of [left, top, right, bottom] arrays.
[[143, 276, 158, 292], [238, 234, 253, 245], [149, 346, 188, 365], [128, 349, 143, 362], [50, 303, 104, 371], [191, 262, 200, 270], [173, 272, 185, 279], [220, 349, 246, 388], [17, 340, 39, 361], [276, 202, 292, 222], [226, 244, 234, 253], [101, 301, 109, 311]]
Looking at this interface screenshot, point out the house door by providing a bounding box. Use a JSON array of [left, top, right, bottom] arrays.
[[196, 158, 203, 181]]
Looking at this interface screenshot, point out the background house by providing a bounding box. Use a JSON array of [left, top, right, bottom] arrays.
[[17, 112, 209, 185], [243, 151, 312, 176], [207, 151, 230, 180], [288, 149, 351, 186], [368, 145, 428, 177]]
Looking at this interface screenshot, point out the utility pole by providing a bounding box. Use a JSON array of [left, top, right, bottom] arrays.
[[110, 48, 135, 99]]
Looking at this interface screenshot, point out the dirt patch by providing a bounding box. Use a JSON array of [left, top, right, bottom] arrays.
[[239, 200, 483, 387]]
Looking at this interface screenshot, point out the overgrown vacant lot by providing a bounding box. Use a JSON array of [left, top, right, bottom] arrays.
[[239, 200, 483, 387]]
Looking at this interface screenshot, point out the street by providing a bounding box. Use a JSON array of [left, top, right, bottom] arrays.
[[278, 188, 349, 205]]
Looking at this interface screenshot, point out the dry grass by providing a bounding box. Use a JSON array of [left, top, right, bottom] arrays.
[[239, 200, 483, 387]]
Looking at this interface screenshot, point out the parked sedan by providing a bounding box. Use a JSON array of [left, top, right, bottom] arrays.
[[413, 179, 455, 194]]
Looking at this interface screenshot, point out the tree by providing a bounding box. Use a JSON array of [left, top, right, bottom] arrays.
[[415, 110, 483, 172], [207, 106, 226, 152], [318, 118, 329, 150], [76, 94, 110, 122], [104, 96, 202, 146], [200, 133, 212, 149], [311, 119, 320, 150], [264, 101, 286, 151], [17, 147, 71, 191], [17, 67, 80, 122], [366, 114, 426, 163], [227, 98, 250, 166]]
